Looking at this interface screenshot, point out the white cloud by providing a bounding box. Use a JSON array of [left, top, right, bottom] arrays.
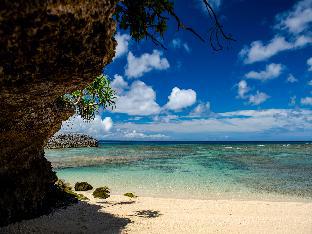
[[307, 57, 312, 71], [153, 114, 179, 123], [237, 80, 250, 98], [123, 130, 168, 139], [239, 36, 312, 64], [172, 38, 191, 53], [245, 63, 283, 81], [125, 50, 170, 78], [301, 97, 312, 105], [113, 80, 161, 116], [190, 102, 211, 117], [59, 109, 312, 140], [240, 0, 312, 64], [236, 80, 269, 105], [289, 96, 297, 105], [115, 109, 312, 139], [59, 115, 113, 139], [275, 0, 312, 35], [196, 0, 222, 13], [248, 91, 270, 105], [111, 74, 128, 94], [165, 87, 197, 111], [183, 43, 191, 53], [286, 74, 298, 83], [172, 38, 182, 48], [102, 117, 113, 131], [114, 33, 131, 59], [308, 80, 312, 86]]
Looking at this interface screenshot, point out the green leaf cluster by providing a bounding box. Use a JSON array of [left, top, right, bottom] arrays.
[[114, 0, 174, 46], [63, 74, 116, 121]]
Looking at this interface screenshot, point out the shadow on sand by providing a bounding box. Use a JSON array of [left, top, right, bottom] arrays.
[[0, 202, 131, 234]]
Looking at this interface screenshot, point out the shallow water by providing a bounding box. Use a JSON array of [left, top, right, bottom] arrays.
[[45, 142, 312, 200]]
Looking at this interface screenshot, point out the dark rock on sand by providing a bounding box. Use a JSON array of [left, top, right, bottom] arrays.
[[93, 187, 110, 199], [75, 182, 93, 191]]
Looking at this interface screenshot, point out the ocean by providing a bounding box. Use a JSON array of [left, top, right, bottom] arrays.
[[45, 141, 312, 201]]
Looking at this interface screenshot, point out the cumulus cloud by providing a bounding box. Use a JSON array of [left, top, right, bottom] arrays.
[[189, 102, 211, 117], [308, 80, 312, 86], [307, 57, 312, 71], [286, 74, 298, 83], [245, 63, 283, 81], [301, 97, 312, 105], [165, 87, 197, 111], [113, 79, 161, 116], [248, 91, 270, 105], [172, 38, 191, 53], [240, 0, 312, 64], [239, 36, 311, 64], [111, 74, 128, 94], [236, 80, 269, 105], [237, 80, 250, 99], [125, 50, 170, 78], [275, 0, 312, 35], [114, 33, 131, 59], [59, 115, 113, 139]]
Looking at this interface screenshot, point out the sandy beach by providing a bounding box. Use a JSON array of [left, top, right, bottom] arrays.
[[2, 192, 312, 234]]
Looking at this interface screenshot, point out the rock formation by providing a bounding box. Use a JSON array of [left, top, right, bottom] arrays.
[[46, 134, 98, 149], [0, 0, 117, 226], [74, 182, 93, 191]]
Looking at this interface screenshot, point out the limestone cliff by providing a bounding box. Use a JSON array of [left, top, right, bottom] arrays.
[[46, 134, 98, 149], [0, 0, 117, 226]]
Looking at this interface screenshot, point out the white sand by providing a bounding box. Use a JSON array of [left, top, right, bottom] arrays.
[[2, 192, 312, 234]]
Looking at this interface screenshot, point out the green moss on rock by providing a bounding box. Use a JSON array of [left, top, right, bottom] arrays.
[[74, 182, 93, 191], [92, 187, 110, 199], [124, 192, 137, 198]]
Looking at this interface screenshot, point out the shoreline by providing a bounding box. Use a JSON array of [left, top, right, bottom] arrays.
[[2, 192, 312, 233], [106, 191, 312, 203]]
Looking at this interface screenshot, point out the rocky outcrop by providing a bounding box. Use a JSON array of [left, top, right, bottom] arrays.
[[75, 182, 93, 191], [46, 134, 98, 149], [0, 0, 117, 226]]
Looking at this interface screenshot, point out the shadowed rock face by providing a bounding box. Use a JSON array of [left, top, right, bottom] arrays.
[[0, 0, 117, 226]]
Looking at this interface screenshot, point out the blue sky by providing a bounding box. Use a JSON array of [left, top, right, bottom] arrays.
[[60, 0, 312, 140]]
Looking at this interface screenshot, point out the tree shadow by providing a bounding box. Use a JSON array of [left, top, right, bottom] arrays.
[[0, 202, 131, 234], [132, 210, 162, 218]]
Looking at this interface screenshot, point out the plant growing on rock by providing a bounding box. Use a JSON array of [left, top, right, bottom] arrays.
[[62, 74, 116, 121], [74, 182, 93, 191], [93, 186, 111, 199], [54, 179, 89, 203], [124, 192, 137, 198]]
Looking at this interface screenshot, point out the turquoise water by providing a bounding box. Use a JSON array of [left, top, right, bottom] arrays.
[[45, 142, 312, 200]]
